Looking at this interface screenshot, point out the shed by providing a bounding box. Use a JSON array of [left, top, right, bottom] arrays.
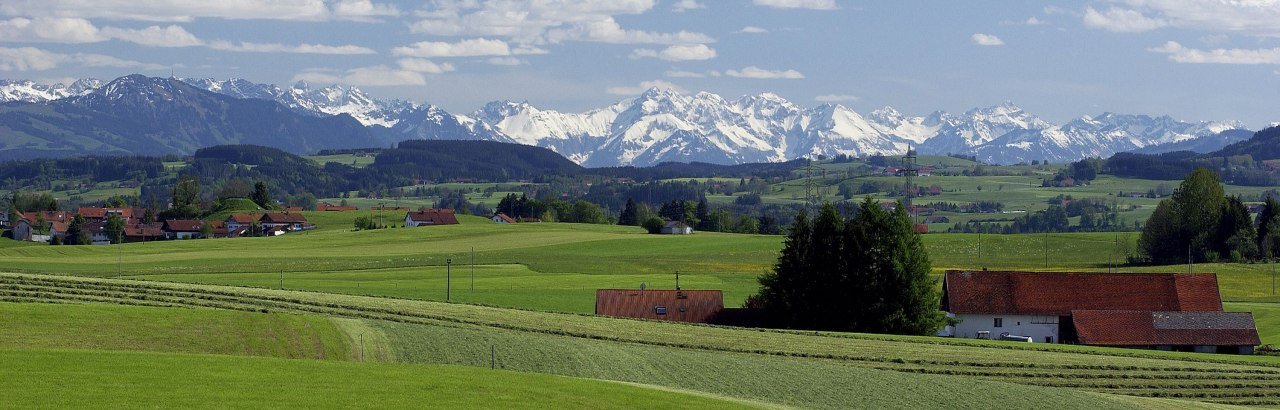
[[660, 221, 693, 235], [405, 209, 459, 227], [1071, 310, 1261, 354], [491, 213, 516, 224]]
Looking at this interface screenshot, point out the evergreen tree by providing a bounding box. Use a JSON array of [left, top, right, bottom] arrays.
[[64, 214, 90, 245], [170, 175, 202, 219], [1257, 196, 1279, 256], [618, 198, 640, 226], [105, 214, 125, 244], [1140, 168, 1226, 264], [1218, 196, 1257, 260], [756, 208, 812, 327], [695, 198, 711, 231], [250, 181, 276, 210]]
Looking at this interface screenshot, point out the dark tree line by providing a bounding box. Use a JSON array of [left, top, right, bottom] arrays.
[[1138, 168, 1270, 263]]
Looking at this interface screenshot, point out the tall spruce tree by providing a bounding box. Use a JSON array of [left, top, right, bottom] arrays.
[[1257, 197, 1279, 257], [251, 181, 275, 210], [64, 214, 90, 245], [618, 198, 640, 226], [755, 199, 943, 335]]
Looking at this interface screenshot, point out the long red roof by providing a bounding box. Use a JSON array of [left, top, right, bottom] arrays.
[[1073, 310, 1260, 346], [942, 270, 1223, 316], [595, 289, 723, 323]]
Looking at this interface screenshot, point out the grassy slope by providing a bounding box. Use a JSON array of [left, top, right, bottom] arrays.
[[1, 349, 751, 409], [0, 302, 351, 360]]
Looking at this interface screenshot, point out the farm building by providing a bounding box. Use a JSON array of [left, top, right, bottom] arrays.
[[405, 209, 459, 227], [660, 221, 693, 235], [317, 202, 359, 212], [123, 224, 164, 242], [162, 220, 205, 239], [259, 212, 310, 231], [225, 214, 258, 233], [595, 289, 724, 323], [491, 213, 516, 224], [939, 270, 1260, 353]]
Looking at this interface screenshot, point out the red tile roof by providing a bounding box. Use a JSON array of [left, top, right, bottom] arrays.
[[406, 209, 459, 225], [1073, 310, 1260, 346], [260, 212, 307, 224], [227, 213, 258, 224], [163, 219, 204, 232], [77, 207, 132, 220], [595, 289, 724, 323], [943, 270, 1223, 316], [493, 213, 516, 223], [124, 224, 164, 238]]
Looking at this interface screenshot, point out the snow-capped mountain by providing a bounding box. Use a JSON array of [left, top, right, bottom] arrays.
[[0, 79, 102, 103], [0, 75, 1252, 165]]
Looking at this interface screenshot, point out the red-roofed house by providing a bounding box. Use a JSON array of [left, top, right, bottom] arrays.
[[163, 220, 205, 239], [940, 270, 1259, 353], [405, 209, 459, 227], [491, 213, 516, 224], [259, 213, 310, 231]]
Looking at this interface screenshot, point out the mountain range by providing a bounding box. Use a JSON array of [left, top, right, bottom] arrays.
[[0, 75, 1251, 165]]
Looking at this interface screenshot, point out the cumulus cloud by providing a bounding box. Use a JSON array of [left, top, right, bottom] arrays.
[[1149, 41, 1280, 64], [0, 17, 106, 43], [396, 58, 456, 73], [632, 44, 717, 61], [970, 33, 1005, 46], [486, 57, 525, 66], [752, 0, 838, 10], [0, 46, 165, 71], [1082, 1, 1280, 37], [209, 41, 376, 55], [725, 66, 804, 79], [101, 25, 203, 47], [292, 66, 426, 87], [672, 0, 705, 12], [605, 79, 686, 95], [814, 94, 858, 102], [410, 2, 714, 46], [737, 26, 769, 34], [392, 38, 511, 58], [1083, 7, 1168, 33], [0, 0, 399, 22]]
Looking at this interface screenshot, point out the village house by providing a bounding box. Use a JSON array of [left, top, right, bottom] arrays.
[[162, 220, 205, 239], [595, 289, 724, 323], [259, 212, 310, 232], [77, 207, 133, 223], [317, 202, 359, 212], [405, 209, 459, 227], [660, 221, 693, 235], [939, 270, 1261, 353], [225, 214, 258, 234], [491, 213, 516, 224], [123, 223, 164, 243]]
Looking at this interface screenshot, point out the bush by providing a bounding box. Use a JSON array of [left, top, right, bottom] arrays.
[[642, 217, 664, 234]]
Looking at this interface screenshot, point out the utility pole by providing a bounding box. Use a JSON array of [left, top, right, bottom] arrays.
[[675, 270, 680, 290], [446, 258, 452, 302], [118, 237, 122, 276], [471, 246, 475, 291], [279, 269, 283, 290]]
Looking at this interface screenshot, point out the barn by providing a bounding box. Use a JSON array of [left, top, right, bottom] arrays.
[[405, 209, 460, 227], [939, 270, 1260, 353], [595, 289, 723, 323]]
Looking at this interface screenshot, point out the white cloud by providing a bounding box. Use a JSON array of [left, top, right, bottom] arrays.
[[0, 17, 106, 43], [1149, 41, 1280, 64], [292, 66, 426, 87], [409, 1, 712, 47], [396, 58, 455, 73], [331, 0, 400, 21], [605, 79, 686, 95], [664, 69, 706, 78], [1083, 7, 1168, 33], [725, 66, 804, 79], [1084, 1, 1280, 37], [486, 57, 525, 66], [392, 38, 511, 57], [814, 94, 858, 102], [0, 0, 400, 22], [632, 44, 717, 61], [970, 33, 1005, 46], [1024, 17, 1046, 26], [737, 26, 769, 34], [545, 17, 714, 44], [209, 40, 376, 55], [672, 0, 705, 12], [752, 0, 838, 10], [101, 25, 203, 47], [0, 46, 164, 71]]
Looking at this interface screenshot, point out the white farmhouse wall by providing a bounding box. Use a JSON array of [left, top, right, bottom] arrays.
[[952, 313, 1061, 343]]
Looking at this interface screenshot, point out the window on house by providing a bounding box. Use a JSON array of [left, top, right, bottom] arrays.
[[993, 318, 1003, 328], [654, 306, 667, 315], [1045, 336, 1053, 344]]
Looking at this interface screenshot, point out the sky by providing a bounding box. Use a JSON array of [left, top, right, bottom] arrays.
[[0, 0, 1278, 128]]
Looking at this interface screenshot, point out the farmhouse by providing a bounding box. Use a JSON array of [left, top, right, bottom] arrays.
[[259, 212, 309, 231], [163, 220, 205, 239], [660, 221, 693, 235], [225, 214, 258, 233], [940, 270, 1260, 353], [405, 209, 459, 227], [123, 223, 164, 242], [595, 289, 724, 323], [491, 213, 516, 224]]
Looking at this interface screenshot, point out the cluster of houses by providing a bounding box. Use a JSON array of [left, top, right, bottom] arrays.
[[4, 207, 314, 244], [595, 269, 1262, 355]]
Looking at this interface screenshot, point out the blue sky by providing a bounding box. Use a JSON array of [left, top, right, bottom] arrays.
[[0, 0, 1277, 128]]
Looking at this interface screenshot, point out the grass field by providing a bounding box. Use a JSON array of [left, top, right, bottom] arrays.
[[1, 349, 750, 409], [0, 302, 352, 359], [2, 274, 1277, 407]]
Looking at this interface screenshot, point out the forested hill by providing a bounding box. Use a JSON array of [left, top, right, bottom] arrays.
[[1209, 126, 1280, 159], [372, 140, 583, 181], [1097, 125, 1280, 185]]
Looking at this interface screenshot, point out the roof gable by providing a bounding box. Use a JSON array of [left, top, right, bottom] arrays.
[[406, 209, 459, 225]]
